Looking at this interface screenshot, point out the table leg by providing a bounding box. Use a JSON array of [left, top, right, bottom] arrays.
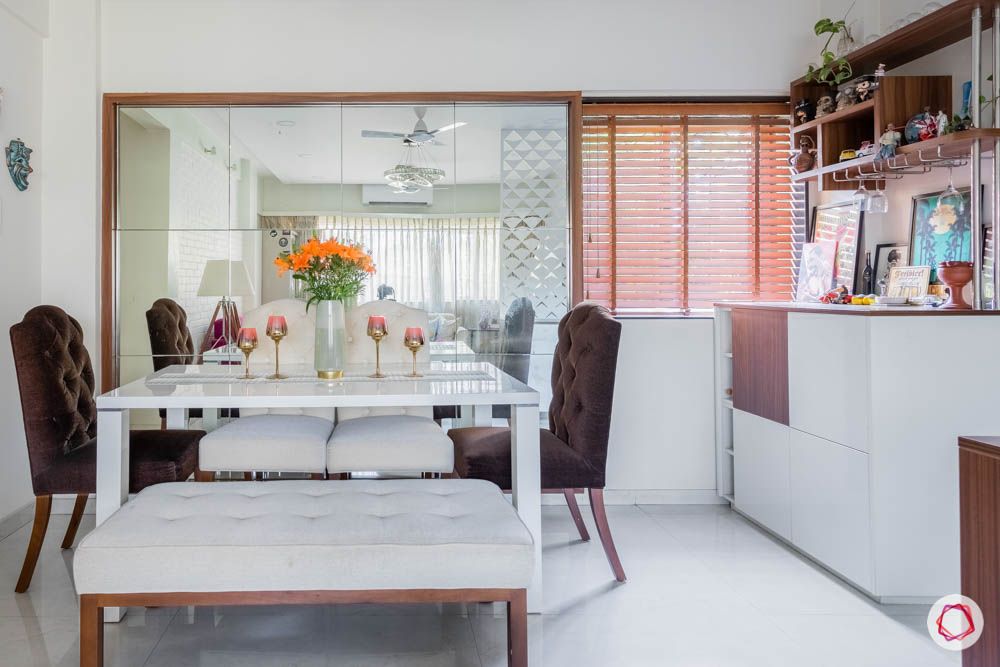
[[96, 409, 129, 623], [510, 403, 542, 613], [456, 405, 491, 428], [201, 408, 220, 432], [165, 408, 188, 429]]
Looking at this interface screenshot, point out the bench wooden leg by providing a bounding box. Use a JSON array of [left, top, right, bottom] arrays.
[[507, 589, 527, 667], [61, 494, 89, 549], [15, 496, 51, 593], [80, 594, 103, 667]]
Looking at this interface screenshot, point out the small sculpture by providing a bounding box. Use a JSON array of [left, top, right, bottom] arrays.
[[788, 136, 817, 173], [874, 63, 886, 78], [835, 84, 857, 111], [878, 124, 901, 159], [856, 140, 875, 157], [856, 79, 874, 102], [794, 98, 816, 125], [815, 95, 835, 117], [936, 109, 950, 136], [5, 138, 32, 191], [905, 107, 937, 143]]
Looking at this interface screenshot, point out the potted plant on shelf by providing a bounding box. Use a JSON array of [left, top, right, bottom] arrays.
[[805, 14, 855, 87], [274, 237, 376, 379]]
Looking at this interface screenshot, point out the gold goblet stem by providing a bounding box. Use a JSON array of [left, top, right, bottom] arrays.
[[373, 337, 384, 378], [411, 348, 419, 377], [242, 350, 252, 379]]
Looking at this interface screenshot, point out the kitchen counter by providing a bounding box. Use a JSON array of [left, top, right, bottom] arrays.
[[714, 300, 1000, 316]]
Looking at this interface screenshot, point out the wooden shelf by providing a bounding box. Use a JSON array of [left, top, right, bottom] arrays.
[[792, 129, 1000, 184], [793, 99, 874, 135], [791, 0, 992, 87]]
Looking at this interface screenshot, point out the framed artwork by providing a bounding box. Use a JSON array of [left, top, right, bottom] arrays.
[[873, 242, 908, 294], [810, 201, 864, 292], [982, 222, 994, 306], [795, 240, 838, 302], [909, 187, 976, 281], [885, 265, 931, 299]]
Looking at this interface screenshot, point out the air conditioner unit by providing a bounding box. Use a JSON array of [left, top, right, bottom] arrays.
[[361, 184, 433, 206]]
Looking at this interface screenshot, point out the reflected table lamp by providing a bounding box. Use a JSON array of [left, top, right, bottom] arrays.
[[197, 259, 255, 353]]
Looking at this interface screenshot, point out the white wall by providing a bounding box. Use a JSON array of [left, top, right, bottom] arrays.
[[0, 0, 45, 520]]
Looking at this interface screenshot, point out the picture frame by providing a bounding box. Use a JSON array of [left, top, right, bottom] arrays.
[[810, 201, 865, 292], [909, 186, 976, 281], [795, 241, 838, 302], [885, 265, 931, 299], [873, 242, 909, 294]]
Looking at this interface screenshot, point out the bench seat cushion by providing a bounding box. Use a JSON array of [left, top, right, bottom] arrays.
[[327, 415, 453, 473], [198, 414, 333, 473], [73, 479, 533, 594]]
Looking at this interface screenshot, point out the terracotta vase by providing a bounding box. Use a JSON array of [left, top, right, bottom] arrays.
[[937, 261, 974, 310]]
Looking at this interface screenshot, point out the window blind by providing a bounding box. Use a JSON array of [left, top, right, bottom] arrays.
[[582, 107, 804, 313]]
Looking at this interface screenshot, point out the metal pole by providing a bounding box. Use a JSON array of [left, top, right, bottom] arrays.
[[972, 6, 984, 309], [993, 3, 1000, 308]]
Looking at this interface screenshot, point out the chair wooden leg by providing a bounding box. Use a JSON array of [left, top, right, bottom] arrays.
[[587, 488, 626, 582], [16, 496, 52, 593], [79, 594, 104, 667], [243, 472, 254, 481], [507, 589, 527, 667], [194, 470, 215, 482], [61, 494, 89, 550], [562, 489, 591, 541], [310, 472, 327, 480]]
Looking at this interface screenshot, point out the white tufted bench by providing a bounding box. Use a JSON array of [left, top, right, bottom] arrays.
[[74, 479, 532, 666]]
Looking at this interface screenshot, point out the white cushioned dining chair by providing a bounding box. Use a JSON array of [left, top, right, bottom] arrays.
[[326, 300, 454, 477], [197, 298, 333, 480]]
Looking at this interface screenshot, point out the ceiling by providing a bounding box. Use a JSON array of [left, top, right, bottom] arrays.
[[224, 105, 567, 185]]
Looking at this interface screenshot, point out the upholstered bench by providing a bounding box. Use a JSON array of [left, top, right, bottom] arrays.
[[73, 479, 533, 666]]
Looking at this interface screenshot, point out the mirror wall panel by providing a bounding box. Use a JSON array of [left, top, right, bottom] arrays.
[[115, 101, 570, 415]]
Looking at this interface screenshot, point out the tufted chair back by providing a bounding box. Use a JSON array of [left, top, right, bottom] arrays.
[[548, 303, 621, 475], [10, 306, 97, 492], [239, 298, 333, 421], [340, 300, 432, 421], [145, 298, 195, 371]]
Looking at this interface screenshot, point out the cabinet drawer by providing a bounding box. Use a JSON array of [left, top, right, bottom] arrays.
[[734, 409, 791, 540], [788, 313, 869, 452], [790, 428, 873, 591]]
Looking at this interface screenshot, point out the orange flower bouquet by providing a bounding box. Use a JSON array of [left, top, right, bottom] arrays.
[[274, 237, 375, 309]]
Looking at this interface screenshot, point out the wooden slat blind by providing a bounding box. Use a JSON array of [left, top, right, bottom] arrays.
[[582, 108, 804, 313]]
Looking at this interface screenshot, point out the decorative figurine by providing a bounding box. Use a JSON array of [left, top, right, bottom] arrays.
[[855, 79, 874, 102], [794, 98, 816, 125], [5, 138, 32, 191], [815, 95, 835, 117], [878, 124, 901, 159], [904, 107, 937, 143], [936, 109, 950, 136], [856, 140, 876, 157], [788, 135, 817, 173], [835, 84, 857, 111], [874, 63, 886, 79], [839, 148, 858, 161]]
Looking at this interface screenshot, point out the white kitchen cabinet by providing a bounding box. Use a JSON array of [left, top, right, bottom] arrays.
[[789, 428, 873, 592], [733, 409, 791, 540]]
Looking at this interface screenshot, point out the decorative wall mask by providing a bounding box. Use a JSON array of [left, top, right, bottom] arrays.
[[5, 138, 32, 191]]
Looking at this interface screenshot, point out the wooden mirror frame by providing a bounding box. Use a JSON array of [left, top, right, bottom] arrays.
[[100, 91, 584, 392]]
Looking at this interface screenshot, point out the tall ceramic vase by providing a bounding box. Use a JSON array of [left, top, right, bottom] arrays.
[[315, 299, 347, 379]]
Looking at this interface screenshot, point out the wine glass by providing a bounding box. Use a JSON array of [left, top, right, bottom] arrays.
[[939, 167, 965, 215], [403, 327, 425, 378], [367, 315, 388, 379], [237, 327, 258, 380], [868, 183, 889, 214], [853, 180, 871, 211], [265, 315, 288, 380]]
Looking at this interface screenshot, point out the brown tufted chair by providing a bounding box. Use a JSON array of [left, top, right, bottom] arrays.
[[10, 305, 203, 592], [449, 303, 625, 581]]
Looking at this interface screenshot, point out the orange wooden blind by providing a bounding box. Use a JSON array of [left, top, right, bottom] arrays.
[[582, 108, 805, 313]]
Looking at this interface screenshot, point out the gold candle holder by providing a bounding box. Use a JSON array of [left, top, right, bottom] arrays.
[[266, 315, 288, 380], [367, 315, 388, 379], [237, 327, 258, 380], [403, 326, 424, 378]]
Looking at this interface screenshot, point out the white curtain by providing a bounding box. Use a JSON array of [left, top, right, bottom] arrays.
[[317, 215, 501, 325]]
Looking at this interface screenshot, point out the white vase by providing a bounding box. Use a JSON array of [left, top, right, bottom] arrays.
[[315, 299, 347, 379]]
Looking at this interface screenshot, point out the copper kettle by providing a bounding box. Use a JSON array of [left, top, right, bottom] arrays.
[[788, 135, 816, 173]]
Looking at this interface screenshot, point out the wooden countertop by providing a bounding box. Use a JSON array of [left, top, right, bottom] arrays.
[[714, 301, 1000, 316]]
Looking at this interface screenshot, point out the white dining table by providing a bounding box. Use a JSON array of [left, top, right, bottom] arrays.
[[95, 361, 542, 621]]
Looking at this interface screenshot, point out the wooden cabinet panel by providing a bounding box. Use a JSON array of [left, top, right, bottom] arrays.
[[734, 409, 791, 540], [790, 429, 874, 592], [788, 313, 869, 452], [732, 308, 788, 425]]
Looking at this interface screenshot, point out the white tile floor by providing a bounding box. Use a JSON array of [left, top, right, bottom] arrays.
[[0, 502, 959, 666]]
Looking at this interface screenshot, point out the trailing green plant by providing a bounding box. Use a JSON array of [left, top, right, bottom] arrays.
[[805, 12, 854, 87]]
